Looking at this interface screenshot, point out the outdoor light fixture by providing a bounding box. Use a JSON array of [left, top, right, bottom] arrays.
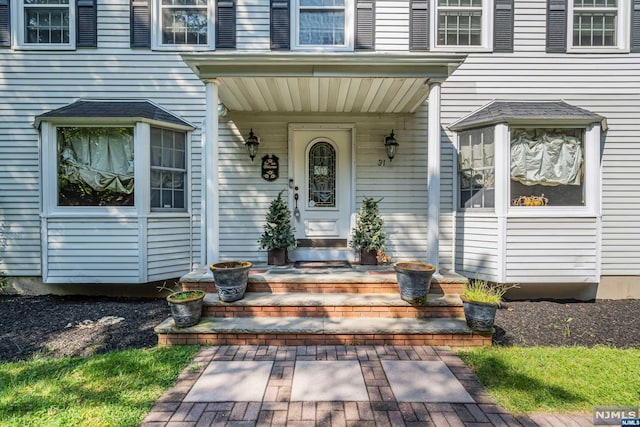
[[245, 128, 260, 161], [385, 130, 399, 162]]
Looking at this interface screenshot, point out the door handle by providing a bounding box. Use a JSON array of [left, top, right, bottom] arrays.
[[293, 192, 300, 219]]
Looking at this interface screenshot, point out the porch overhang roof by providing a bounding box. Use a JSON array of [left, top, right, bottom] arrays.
[[181, 53, 467, 113]]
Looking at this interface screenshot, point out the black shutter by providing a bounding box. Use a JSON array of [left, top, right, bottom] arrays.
[[409, 0, 429, 51], [0, 0, 9, 47], [216, 0, 236, 48], [131, 0, 151, 48], [77, 0, 97, 47], [355, 0, 375, 50], [546, 0, 567, 53], [494, 0, 513, 52], [632, 0, 640, 52], [271, 0, 290, 49]]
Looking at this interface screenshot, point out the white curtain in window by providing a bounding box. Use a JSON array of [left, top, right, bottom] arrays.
[[59, 128, 134, 194], [510, 129, 583, 186]]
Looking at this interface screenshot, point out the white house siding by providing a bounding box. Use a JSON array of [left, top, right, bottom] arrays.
[[375, 0, 410, 52], [0, 0, 206, 281], [505, 218, 598, 283], [217, 108, 430, 262], [45, 218, 140, 283], [237, 0, 271, 50], [454, 214, 499, 280], [147, 218, 193, 281], [441, 58, 640, 279]]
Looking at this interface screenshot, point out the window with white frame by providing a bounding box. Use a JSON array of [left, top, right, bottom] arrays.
[[436, 0, 484, 47], [294, 0, 352, 49], [22, 0, 73, 46], [57, 127, 135, 207], [150, 127, 187, 210], [510, 128, 585, 207], [571, 0, 619, 47], [458, 127, 495, 209], [157, 0, 211, 47]]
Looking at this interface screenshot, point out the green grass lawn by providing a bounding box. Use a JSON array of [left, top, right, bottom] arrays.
[[0, 346, 199, 427], [458, 346, 640, 414]]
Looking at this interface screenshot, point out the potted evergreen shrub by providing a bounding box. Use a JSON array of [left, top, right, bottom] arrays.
[[350, 196, 387, 265], [159, 282, 205, 328], [461, 279, 518, 332], [258, 190, 297, 265]]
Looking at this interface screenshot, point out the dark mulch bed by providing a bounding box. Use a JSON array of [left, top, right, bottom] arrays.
[[495, 299, 640, 348], [0, 295, 638, 362]]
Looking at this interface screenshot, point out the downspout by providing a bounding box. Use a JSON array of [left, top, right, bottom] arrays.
[[427, 82, 442, 275]]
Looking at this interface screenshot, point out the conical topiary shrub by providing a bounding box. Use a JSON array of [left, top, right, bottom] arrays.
[[258, 190, 297, 265], [349, 196, 387, 265]]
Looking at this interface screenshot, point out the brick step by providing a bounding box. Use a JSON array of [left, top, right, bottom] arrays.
[[155, 316, 491, 347], [181, 267, 466, 295], [202, 292, 464, 318]]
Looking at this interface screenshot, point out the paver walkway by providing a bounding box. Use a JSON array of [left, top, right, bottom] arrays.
[[141, 345, 592, 427]]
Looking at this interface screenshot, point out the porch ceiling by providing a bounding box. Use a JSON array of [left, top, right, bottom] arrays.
[[181, 53, 467, 113]]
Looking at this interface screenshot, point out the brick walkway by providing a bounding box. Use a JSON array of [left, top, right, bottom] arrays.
[[141, 345, 592, 426]]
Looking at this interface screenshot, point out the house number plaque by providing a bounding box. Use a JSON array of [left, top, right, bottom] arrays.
[[261, 155, 279, 181]]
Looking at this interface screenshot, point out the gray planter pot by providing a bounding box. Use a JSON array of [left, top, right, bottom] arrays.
[[461, 297, 498, 332], [394, 262, 436, 304], [210, 261, 252, 302], [167, 290, 205, 327]]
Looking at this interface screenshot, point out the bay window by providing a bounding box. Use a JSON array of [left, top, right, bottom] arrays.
[[57, 127, 135, 207], [150, 127, 186, 210], [510, 128, 585, 207], [458, 127, 495, 209]]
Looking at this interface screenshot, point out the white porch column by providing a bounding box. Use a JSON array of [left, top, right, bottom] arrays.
[[204, 79, 220, 265], [427, 82, 442, 271]]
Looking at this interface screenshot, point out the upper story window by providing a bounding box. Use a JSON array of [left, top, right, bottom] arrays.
[[293, 0, 353, 50], [18, 0, 75, 48], [152, 0, 215, 49], [160, 0, 209, 45], [436, 0, 483, 46], [571, 0, 619, 47]]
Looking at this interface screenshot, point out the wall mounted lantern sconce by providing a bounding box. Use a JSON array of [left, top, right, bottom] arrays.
[[385, 129, 399, 162], [245, 128, 260, 161]]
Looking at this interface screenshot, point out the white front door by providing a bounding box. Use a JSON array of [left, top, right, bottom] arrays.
[[289, 126, 353, 253]]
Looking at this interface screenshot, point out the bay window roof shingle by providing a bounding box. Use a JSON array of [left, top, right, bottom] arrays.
[[448, 101, 605, 132], [35, 99, 195, 130]]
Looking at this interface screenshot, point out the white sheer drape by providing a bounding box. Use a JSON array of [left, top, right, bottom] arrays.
[[59, 127, 134, 194], [510, 129, 583, 186]]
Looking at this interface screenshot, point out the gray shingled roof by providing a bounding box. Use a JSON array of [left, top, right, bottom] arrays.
[[448, 101, 605, 131], [36, 100, 194, 129]]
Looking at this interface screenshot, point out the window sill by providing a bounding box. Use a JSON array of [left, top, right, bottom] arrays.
[[506, 207, 598, 218], [566, 47, 629, 54], [12, 44, 76, 51], [152, 45, 216, 52]]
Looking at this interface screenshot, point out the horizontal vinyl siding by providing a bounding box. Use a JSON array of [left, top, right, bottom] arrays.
[[505, 218, 598, 283], [237, 0, 270, 50], [45, 218, 140, 283], [455, 214, 499, 280], [0, 1, 206, 278], [375, 0, 410, 51], [441, 53, 640, 278], [218, 111, 430, 263], [147, 218, 192, 281]]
